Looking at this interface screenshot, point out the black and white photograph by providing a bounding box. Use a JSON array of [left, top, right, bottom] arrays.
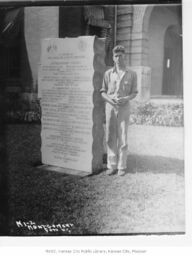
[[0, 0, 187, 247]]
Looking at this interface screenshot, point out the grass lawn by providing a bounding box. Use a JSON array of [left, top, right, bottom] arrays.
[[3, 124, 185, 235]]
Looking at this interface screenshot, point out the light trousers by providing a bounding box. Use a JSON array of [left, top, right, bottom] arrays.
[[105, 102, 130, 170]]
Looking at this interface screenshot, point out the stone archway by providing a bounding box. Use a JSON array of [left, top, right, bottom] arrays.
[[131, 5, 154, 66], [147, 5, 182, 96], [130, 5, 182, 100]]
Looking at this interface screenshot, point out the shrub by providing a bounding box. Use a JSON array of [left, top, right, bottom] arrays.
[[6, 98, 41, 124], [130, 102, 184, 127], [5, 97, 184, 127]]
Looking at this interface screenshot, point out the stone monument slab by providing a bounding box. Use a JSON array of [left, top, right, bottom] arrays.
[[38, 36, 105, 174]]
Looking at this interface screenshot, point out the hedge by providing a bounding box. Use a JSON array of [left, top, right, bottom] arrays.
[[130, 102, 183, 127], [5, 100, 184, 127]]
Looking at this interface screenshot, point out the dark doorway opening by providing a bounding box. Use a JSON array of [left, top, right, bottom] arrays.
[[162, 25, 183, 96]]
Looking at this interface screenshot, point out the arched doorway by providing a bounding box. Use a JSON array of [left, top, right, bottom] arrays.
[[147, 5, 182, 97], [162, 25, 182, 95]]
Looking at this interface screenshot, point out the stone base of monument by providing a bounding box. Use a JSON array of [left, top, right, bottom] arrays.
[[37, 164, 91, 177]]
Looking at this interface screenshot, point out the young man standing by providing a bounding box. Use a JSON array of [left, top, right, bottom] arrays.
[[100, 45, 138, 176]]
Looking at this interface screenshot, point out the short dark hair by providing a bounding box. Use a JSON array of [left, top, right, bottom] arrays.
[[113, 45, 125, 54]]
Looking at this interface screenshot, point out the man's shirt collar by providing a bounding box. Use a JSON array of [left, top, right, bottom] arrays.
[[112, 66, 127, 73]]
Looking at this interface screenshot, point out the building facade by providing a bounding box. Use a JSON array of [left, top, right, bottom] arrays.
[[0, 4, 182, 103]]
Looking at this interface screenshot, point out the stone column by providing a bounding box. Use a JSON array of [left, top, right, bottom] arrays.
[[116, 5, 133, 66], [130, 66, 151, 102], [130, 5, 152, 101], [131, 5, 148, 66], [116, 5, 152, 101]]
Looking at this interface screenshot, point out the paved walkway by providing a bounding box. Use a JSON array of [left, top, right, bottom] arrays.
[[128, 125, 184, 160]]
